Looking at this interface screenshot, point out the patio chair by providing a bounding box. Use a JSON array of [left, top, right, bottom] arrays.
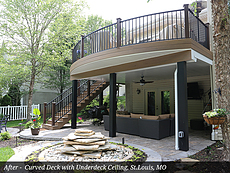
[[0, 115, 9, 133]]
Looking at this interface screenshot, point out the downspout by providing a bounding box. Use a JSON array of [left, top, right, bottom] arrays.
[[174, 69, 179, 150]]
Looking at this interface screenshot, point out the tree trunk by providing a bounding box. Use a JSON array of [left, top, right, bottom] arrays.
[[27, 65, 36, 121], [212, 0, 230, 161]]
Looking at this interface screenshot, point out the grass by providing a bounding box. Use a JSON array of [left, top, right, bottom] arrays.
[[0, 147, 15, 163], [7, 118, 44, 128]]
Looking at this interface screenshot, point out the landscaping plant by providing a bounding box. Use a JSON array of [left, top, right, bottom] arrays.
[[0, 131, 11, 141]]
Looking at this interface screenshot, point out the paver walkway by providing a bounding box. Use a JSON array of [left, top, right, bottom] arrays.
[[7, 122, 214, 162]]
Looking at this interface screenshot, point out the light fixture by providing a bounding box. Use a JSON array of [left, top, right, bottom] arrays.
[[140, 82, 145, 86], [136, 89, 141, 94]]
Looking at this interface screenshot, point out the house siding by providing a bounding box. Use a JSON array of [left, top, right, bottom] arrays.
[[129, 75, 211, 127]]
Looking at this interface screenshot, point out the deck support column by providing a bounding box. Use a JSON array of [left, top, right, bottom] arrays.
[[177, 61, 189, 151], [109, 73, 116, 137], [99, 91, 103, 107], [71, 80, 78, 129], [71, 47, 78, 129]]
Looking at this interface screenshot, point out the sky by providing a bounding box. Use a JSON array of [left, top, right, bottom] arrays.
[[83, 0, 194, 22]]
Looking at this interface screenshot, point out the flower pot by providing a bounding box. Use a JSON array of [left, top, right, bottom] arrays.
[[31, 128, 40, 135], [203, 115, 226, 125]]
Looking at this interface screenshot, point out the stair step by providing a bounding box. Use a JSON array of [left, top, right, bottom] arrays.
[[42, 81, 109, 130]]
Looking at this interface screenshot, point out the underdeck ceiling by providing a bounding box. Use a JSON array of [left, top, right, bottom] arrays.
[[87, 59, 211, 84]]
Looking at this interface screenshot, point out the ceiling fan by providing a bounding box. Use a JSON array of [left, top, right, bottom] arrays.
[[134, 76, 154, 86]]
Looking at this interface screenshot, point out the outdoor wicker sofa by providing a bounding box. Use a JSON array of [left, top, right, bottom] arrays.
[[103, 113, 175, 140]]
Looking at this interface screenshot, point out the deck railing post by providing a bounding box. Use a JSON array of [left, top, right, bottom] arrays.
[[87, 80, 90, 97], [205, 23, 210, 50], [43, 102, 47, 124], [117, 18, 122, 48], [52, 102, 56, 126], [81, 35, 84, 59], [184, 4, 189, 38]]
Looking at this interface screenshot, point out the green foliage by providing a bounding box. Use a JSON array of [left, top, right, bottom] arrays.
[[117, 96, 126, 110], [103, 94, 126, 110], [0, 147, 15, 162], [203, 109, 228, 118], [0, 131, 11, 141], [33, 108, 40, 117], [191, 1, 198, 16], [103, 93, 110, 108], [84, 15, 112, 33], [0, 95, 12, 106], [42, 60, 72, 94], [8, 84, 21, 106], [25, 121, 33, 129], [25, 109, 42, 129], [0, 0, 86, 120], [42, 14, 111, 94]]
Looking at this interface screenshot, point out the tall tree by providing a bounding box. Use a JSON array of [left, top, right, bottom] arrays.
[[42, 12, 85, 95], [212, 0, 230, 161], [0, 0, 86, 121], [84, 15, 112, 33], [42, 15, 111, 95]]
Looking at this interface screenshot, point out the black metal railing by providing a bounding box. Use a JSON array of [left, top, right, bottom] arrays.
[[42, 79, 107, 125], [42, 85, 73, 123], [188, 9, 209, 49], [72, 5, 209, 61], [53, 80, 97, 123]]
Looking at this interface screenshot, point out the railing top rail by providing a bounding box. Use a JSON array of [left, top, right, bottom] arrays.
[[84, 23, 117, 38], [121, 9, 184, 22]]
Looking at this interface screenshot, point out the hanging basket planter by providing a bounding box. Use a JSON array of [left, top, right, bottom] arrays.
[[203, 109, 227, 125], [203, 115, 226, 125]]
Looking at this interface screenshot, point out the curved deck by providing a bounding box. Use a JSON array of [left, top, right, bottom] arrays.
[[70, 39, 212, 80]]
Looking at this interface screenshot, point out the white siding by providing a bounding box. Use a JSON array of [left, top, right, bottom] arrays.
[[129, 75, 211, 127]]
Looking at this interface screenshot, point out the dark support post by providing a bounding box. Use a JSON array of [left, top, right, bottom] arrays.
[[52, 102, 56, 126], [87, 80, 90, 97], [72, 80, 78, 129], [117, 18, 121, 48], [205, 23, 210, 50], [81, 35, 84, 59], [177, 61, 189, 151], [109, 73, 116, 137], [43, 102, 47, 124], [71, 47, 78, 129], [99, 91, 103, 106], [184, 4, 189, 38]]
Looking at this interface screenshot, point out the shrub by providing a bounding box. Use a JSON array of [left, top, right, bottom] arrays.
[[8, 84, 21, 106], [0, 95, 12, 106], [25, 121, 33, 129], [0, 131, 11, 141]]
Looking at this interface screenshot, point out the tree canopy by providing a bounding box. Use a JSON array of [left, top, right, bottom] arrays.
[[0, 0, 86, 120]]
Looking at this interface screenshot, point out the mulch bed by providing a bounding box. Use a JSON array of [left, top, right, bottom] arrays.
[[0, 127, 41, 148], [162, 141, 230, 173], [0, 135, 37, 148]]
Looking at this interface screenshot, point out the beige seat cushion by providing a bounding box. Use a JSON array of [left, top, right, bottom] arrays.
[[116, 110, 129, 115], [130, 113, 144, 119], [170, 114, 175, 118], [158, 114, 171, 120], [142, 115, 159, 120], [116, 114, 130, 118]]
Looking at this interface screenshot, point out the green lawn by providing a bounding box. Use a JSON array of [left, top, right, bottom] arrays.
[[0, 147, 15, 163], [7, 118, 44, 128]]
